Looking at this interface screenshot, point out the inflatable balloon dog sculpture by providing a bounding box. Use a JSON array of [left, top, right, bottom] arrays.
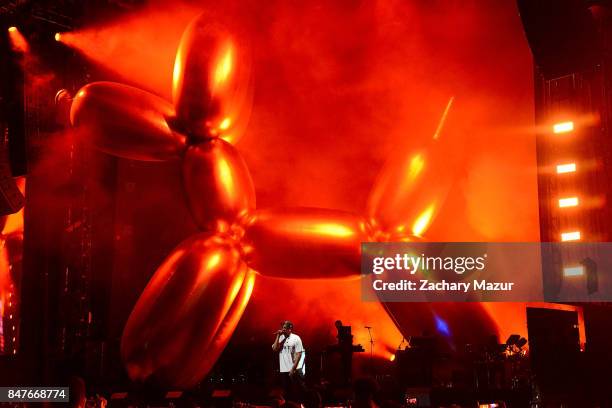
[[69, 14, 458, 387]]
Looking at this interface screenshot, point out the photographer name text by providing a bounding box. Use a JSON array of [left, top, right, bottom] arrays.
[[372, 279, 514, 292]]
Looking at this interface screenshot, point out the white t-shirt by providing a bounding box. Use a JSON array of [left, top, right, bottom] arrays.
[[278, 333, 306, 375]]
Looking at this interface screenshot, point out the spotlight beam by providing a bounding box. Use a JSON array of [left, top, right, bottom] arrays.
[[7, 26, 29, 53]]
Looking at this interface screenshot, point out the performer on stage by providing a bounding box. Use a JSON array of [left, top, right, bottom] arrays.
[[272, 321, 306, 400], [335, 320, 354, 385]]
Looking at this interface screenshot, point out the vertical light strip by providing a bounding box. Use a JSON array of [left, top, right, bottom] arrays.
[[553, 121, 574, 134], [558, 197, 579, 208], [556, 163, 576, 174], [561, 231, 581, 241], [563, 265, 584, 276]]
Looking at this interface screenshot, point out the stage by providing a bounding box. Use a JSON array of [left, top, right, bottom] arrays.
[[1, 1, 612, 407]]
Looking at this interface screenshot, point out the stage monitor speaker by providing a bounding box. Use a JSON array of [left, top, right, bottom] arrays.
[[526, 307, 580, 394], [517, 0, 601, 79]]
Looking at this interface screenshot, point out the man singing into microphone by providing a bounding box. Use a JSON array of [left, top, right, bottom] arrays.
[[272, 321, 306, 400]]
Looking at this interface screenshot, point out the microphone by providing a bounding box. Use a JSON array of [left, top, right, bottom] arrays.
[[364, 326, 372, 329]]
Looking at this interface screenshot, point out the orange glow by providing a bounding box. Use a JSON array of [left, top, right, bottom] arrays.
[[558, 197, 578, 208], [553, 121, 574, 134], [0, 177, 24, 324], [62, 3, 546, 381], [412, 203, 436, 236], [226, 268, 246, 307], [219, 117, 232, 131], [230, 271, 256, 324], [217, 158, 235, 199], [247, 276, 402, 359], [2, 217, 21, 236], [2, 210, 24, 236], [307, 223, 355, 238], [561, 231, 581, 241], [208, 270, 256, 375], [58, 5, 200, 99], [206, 253, 222, 270], [2, 178, 25, 235], [556, 163, 576, 174], [172, 48, 183, 96], [407, 153, 425, 181], [0, 245, 9, 318], [243, 271, 256, 304], [213, 45, 234, 89], [389, 353, 396, 361]]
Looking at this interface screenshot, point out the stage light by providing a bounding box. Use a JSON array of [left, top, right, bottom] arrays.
[[556, 163, 576, 174], [563, 265, 584, 277], [8, 26, 29, 53], [434, 315, 450, 336], [561, 231, 581, 241], [553, 121, 574, 134], [389, 354, 395, 362], [558, 197, 579, 208], [54, 33, 61, 42]]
